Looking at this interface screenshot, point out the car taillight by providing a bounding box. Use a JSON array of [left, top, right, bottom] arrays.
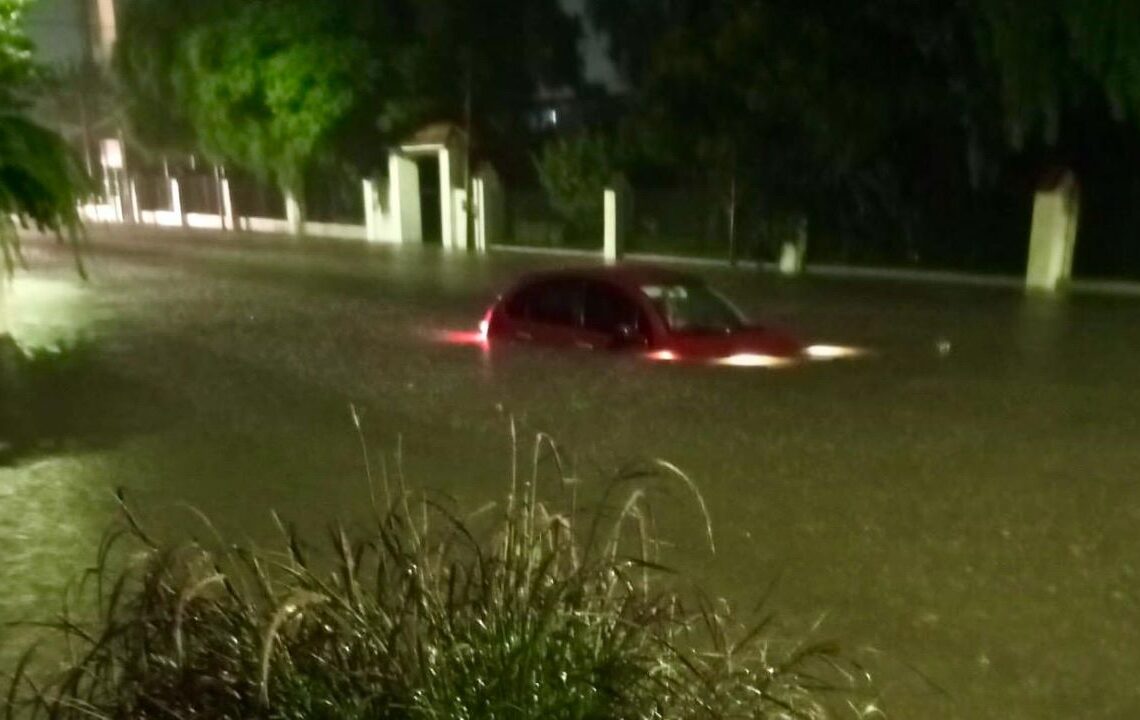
[[478, 308, 494, 339]]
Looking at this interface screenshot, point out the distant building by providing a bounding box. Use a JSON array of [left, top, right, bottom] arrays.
[[23, 0, 116, 68], [23, 0, 122, 212]]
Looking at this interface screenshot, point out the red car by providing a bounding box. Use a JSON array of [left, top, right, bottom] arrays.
[[482, 266, 806, 365]]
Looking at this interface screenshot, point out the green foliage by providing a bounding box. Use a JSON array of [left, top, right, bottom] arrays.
[[179, 1, 367, 204], [113, 0, 234, 154], [535, 135, 616, 244], [0, 0, 90, 278], [115, 0, 583, 179], [974, 0, 1140, 148], [3, 436, 879, 718], [0, 0, 36, 106], [0, 115, 90, 271]]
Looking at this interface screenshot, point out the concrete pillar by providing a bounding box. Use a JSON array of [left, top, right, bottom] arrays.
[[285, 191, 303, 236], [603, 178, 630, 264], [220, 178, 235, 231], [363, 178, 380, 241], [128, 178, 141, 224], [389, 153, 422, 244], [474, 165, 504, 253], [169, 177, 184, 226], [110, 172, 125, 223], [453, 188, 469, 251], [1026, 169, 1080, 292], [92, 0, 118, 63], [778, 217, 808, 276], [438, 149, 455, 250], [472, 179, 483, 252]]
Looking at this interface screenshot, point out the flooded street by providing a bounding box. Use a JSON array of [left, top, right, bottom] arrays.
[[3, 228, 1139, 719]]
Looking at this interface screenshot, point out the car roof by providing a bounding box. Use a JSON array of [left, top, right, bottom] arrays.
[[511, 264, 702, 292]]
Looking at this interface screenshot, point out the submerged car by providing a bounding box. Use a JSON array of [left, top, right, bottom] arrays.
[[481, 266, 806, 364]]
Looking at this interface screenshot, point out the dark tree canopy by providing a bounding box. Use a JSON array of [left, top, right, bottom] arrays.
[[114, 0, 583, 176], [180, 0, 369, 202], [586, 0, 1140, 269], [113, 0, 234, 155]]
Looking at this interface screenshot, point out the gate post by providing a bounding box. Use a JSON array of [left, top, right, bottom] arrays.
[[1026, 169, 1080, 292]]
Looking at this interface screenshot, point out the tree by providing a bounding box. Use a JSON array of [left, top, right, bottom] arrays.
[[586, 1, 1040, 265], [974, 0, 1140, 149], [177, 0, 369, 226], [534, 134, 616, 244], [113, 0, 234, 155], [116, 0, 582, 190], [597, 1, 946, 258], [2, 0, 91, 444], [1, 0, 90, 340]]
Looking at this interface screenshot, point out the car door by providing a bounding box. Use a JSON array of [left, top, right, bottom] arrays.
[[581, 281, 648, 350], [510, 278, 587, 347]]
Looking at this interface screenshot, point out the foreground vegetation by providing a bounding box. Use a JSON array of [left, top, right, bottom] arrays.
[[3, 432, 881, 718]]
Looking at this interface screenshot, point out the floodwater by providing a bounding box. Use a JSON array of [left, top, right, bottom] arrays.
[[2, 229, 1139, 719]]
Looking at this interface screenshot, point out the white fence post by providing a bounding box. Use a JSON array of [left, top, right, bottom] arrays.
[[474, 164, 503, 253], [363, 178, 379, 242], [1026, 169, 1080, 292], [603, 178, 630, 264], [779, 217, 808, 276], [169, 178, 184, 227], [220, 178, 235, 231], [285, 191, 303, 236], [128, 178, 141, 224]]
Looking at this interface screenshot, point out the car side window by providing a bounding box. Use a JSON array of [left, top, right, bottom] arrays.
[[505, 286, 532, 319], [583, 281, 640, 335], [524, 279, 582, 327]]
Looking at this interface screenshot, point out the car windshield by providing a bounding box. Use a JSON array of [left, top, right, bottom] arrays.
[[641, 283, 745, 333]]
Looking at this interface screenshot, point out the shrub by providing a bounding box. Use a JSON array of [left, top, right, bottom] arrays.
[[3, 433, 882, 718], [534, 134, 617, 246]]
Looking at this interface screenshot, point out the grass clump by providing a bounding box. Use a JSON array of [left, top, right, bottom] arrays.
[[3, 430, 882, 719]]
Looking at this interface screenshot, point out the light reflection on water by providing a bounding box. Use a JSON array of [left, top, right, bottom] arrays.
[[8, 277, 95, 347]]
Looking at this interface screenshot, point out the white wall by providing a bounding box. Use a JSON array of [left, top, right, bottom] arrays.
[[22, 0, 87, 67]]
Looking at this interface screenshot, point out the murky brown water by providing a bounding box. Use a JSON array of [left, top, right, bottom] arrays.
[[3, 229, 1139, 719]]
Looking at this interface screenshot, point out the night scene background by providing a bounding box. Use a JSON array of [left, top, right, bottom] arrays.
[[2, 1, 1140, 718]]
